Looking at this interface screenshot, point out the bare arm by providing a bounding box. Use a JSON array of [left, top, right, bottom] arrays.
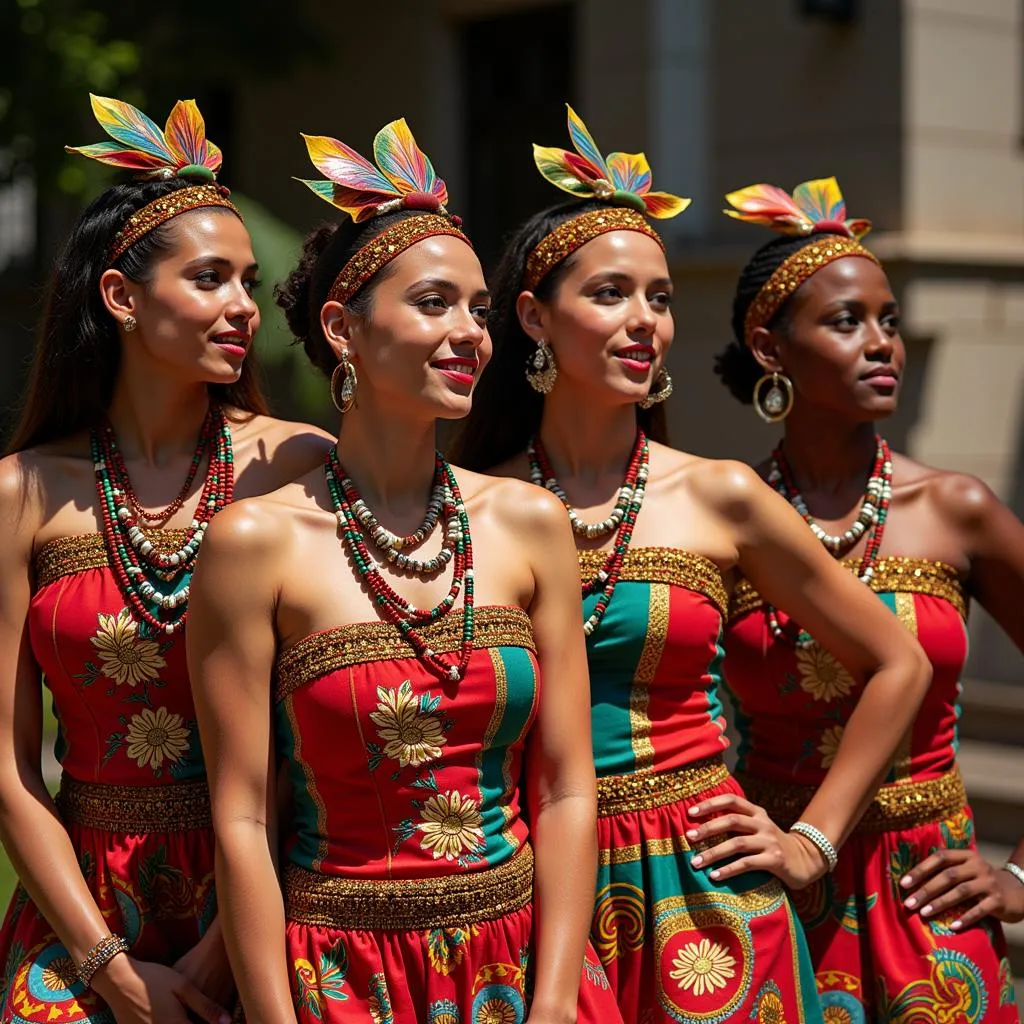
[[187, 504, 297, 1024], [517, 487, 597, 1024], [689, 463, 931, 883]]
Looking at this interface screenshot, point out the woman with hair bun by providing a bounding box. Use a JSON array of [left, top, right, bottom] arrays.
[[717, 177, 1024, 1019], [0, 95, 331, 1024], [187, 118, 620, 1023], [456, 109, 932, 1024]]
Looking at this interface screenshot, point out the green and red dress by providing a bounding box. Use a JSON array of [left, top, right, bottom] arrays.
[[268, 606, 620, 1023], [582, 547, 823, 1024], [725, 556, 1018, 1021], [0, 533, 215, 1024]]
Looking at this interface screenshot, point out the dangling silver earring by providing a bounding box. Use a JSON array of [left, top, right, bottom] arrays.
[[525, 340, 557, 395], [330, 351, 358, 413], [639, 367, 673, 409], [752, 371, 794, 423], [121, 315, 138, 333]]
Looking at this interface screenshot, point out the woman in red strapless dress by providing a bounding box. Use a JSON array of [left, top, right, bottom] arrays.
[[187, 119, 622, 1023], [0, 96, 330, 1024], [454, 106, 931, 1024], [716, 176, 1024, 1020]]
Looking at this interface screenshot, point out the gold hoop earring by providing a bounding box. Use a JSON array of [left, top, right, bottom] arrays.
[[122, 315, 138, 333], [525, 340, 557, 395], [639, 367, 673, 409], [330, 352, 358, 413], [752, 371, 794, 423]]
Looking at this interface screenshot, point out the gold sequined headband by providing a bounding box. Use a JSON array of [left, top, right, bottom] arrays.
[[743, 235, 879, 345], [523, 208, 664, 292]]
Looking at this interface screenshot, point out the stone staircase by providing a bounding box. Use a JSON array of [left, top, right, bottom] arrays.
[[958, 679, 1024, 1013]]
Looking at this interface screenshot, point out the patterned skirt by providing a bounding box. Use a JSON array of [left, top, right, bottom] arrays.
[[275, 844, 621, 1023], [0, 777, 216, 1024], [742, 769, 1019, 1022], [593, 757, 824, 1024]]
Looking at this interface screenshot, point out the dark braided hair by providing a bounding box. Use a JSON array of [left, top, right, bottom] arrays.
[[714, 232, 849, 404]]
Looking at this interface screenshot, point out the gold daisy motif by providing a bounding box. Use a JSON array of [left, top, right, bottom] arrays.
[[758, 990, 787, 1024], [818, 725, 845, 769], [795, 645, 854, 702], [124, 706, 190, 769], [668, 937, 737, 997], [368, 681, 446, 768], [41, 955, 78, 992], [418, 790, 484, 861], [475, 998, 519, 1024], [823, 1006, 854, 1024], [90, 608, 166, 687]]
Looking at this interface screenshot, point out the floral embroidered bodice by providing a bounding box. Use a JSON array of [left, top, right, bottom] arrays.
[[580, 548, 731, 779], [273, 607, 539, 879], [724, 557, 968, 785], [29, 533, 205, 785]]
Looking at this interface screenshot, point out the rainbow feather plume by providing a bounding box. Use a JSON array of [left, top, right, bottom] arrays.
[[723, 176, 871, 239], [65, 95, 222, 179], [533, 105, 689, 219], [297, 119, 449, 222]]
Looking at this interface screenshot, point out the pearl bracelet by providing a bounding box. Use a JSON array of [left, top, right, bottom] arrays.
[[76, 933, 129, 988], [790, 820, 838, 873], [1002, 862, 1024, 888]]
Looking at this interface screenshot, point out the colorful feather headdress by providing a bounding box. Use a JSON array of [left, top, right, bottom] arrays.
[[524, 106, 690, 291], [724, 176, 879, 345], [296, 118, 470, 306], [66, 94, 239, 264]]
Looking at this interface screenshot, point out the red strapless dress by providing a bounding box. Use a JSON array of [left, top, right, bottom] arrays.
[[0, 533, 214, 1024], [264, 606, 621, 1023], [725, 556, 1018, 1021], [581, 548, 823, 1024]]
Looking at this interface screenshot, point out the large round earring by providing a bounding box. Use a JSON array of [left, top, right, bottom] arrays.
[[121, 315, 138, 333], [525, 340, 557, 395], [753, 371, 794, 423], [639, 367, 673, 409], [330, 352, 358, 413]]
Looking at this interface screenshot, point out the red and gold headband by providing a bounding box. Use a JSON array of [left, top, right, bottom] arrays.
[[297, 119, 470, 306], [723, 176, 879, 344], [66, 94, 240, 265], [523, 105, 690, 291]]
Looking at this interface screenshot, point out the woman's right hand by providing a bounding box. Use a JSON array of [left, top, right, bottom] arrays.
[[92, 954, 232, 1024]]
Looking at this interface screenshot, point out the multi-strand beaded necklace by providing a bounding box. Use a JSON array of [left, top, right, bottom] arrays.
[[765, 434, 893, 647], [91, 404, 233, 635], [325, 448, 474, 682], [528, 431, 649, 637]]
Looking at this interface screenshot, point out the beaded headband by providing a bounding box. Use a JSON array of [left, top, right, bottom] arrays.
[[723, 176, 879, 344], [297, 119, 471, 307], [66, 94, 240, 265], [523, 105, 689, 291]]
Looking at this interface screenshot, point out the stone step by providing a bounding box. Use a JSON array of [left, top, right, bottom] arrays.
[[958, 679, 1024, 748], [959, 739, 1024, 848]]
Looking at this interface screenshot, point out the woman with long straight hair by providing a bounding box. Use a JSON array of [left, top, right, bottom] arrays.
[[454, 108, 932, 1024], [0, 95, 331, 1024]]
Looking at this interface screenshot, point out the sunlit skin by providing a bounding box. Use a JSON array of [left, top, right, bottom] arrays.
[[747, 252, 1024, 930], [491, 227, 930, 896], [0, 205, 333, 1024], [187, 234, 601, 1024]]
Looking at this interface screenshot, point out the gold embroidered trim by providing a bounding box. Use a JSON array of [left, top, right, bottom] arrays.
[[275, 607, 535, 702], [597, 756, 729, 818], [34, 530, 191, 589], [578, 548, 728, 617], [56, 775, 211, 833], [736, 767, 967, 833], [629, 584, 668, 772], [728, 556, 966, 622], [284, 844, 533, 930]]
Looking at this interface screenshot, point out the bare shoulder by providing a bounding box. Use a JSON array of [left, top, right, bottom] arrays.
[[455, 466, 568, 536], [670, 452, 768, 520], [202, 494, 294, 563], [0, 448, 59, 535], [902, 455, 1008, 531], [228, 412, 334, 495]]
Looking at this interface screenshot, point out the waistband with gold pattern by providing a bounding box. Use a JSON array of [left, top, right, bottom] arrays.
[[597, 756, 730, 818], [284, 844, 534, 931], [737, 767, 967, 833], [57, 775, 211, 834]]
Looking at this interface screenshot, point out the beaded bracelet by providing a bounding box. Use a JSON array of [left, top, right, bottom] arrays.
[[1002, 862, 1024, 888], [790, 820, 839, 873], [77, 933, 129, 987]]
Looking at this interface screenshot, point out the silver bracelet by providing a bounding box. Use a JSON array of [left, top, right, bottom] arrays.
[[790, 820, 838, 873], [1002, 862, 1024, 888]]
